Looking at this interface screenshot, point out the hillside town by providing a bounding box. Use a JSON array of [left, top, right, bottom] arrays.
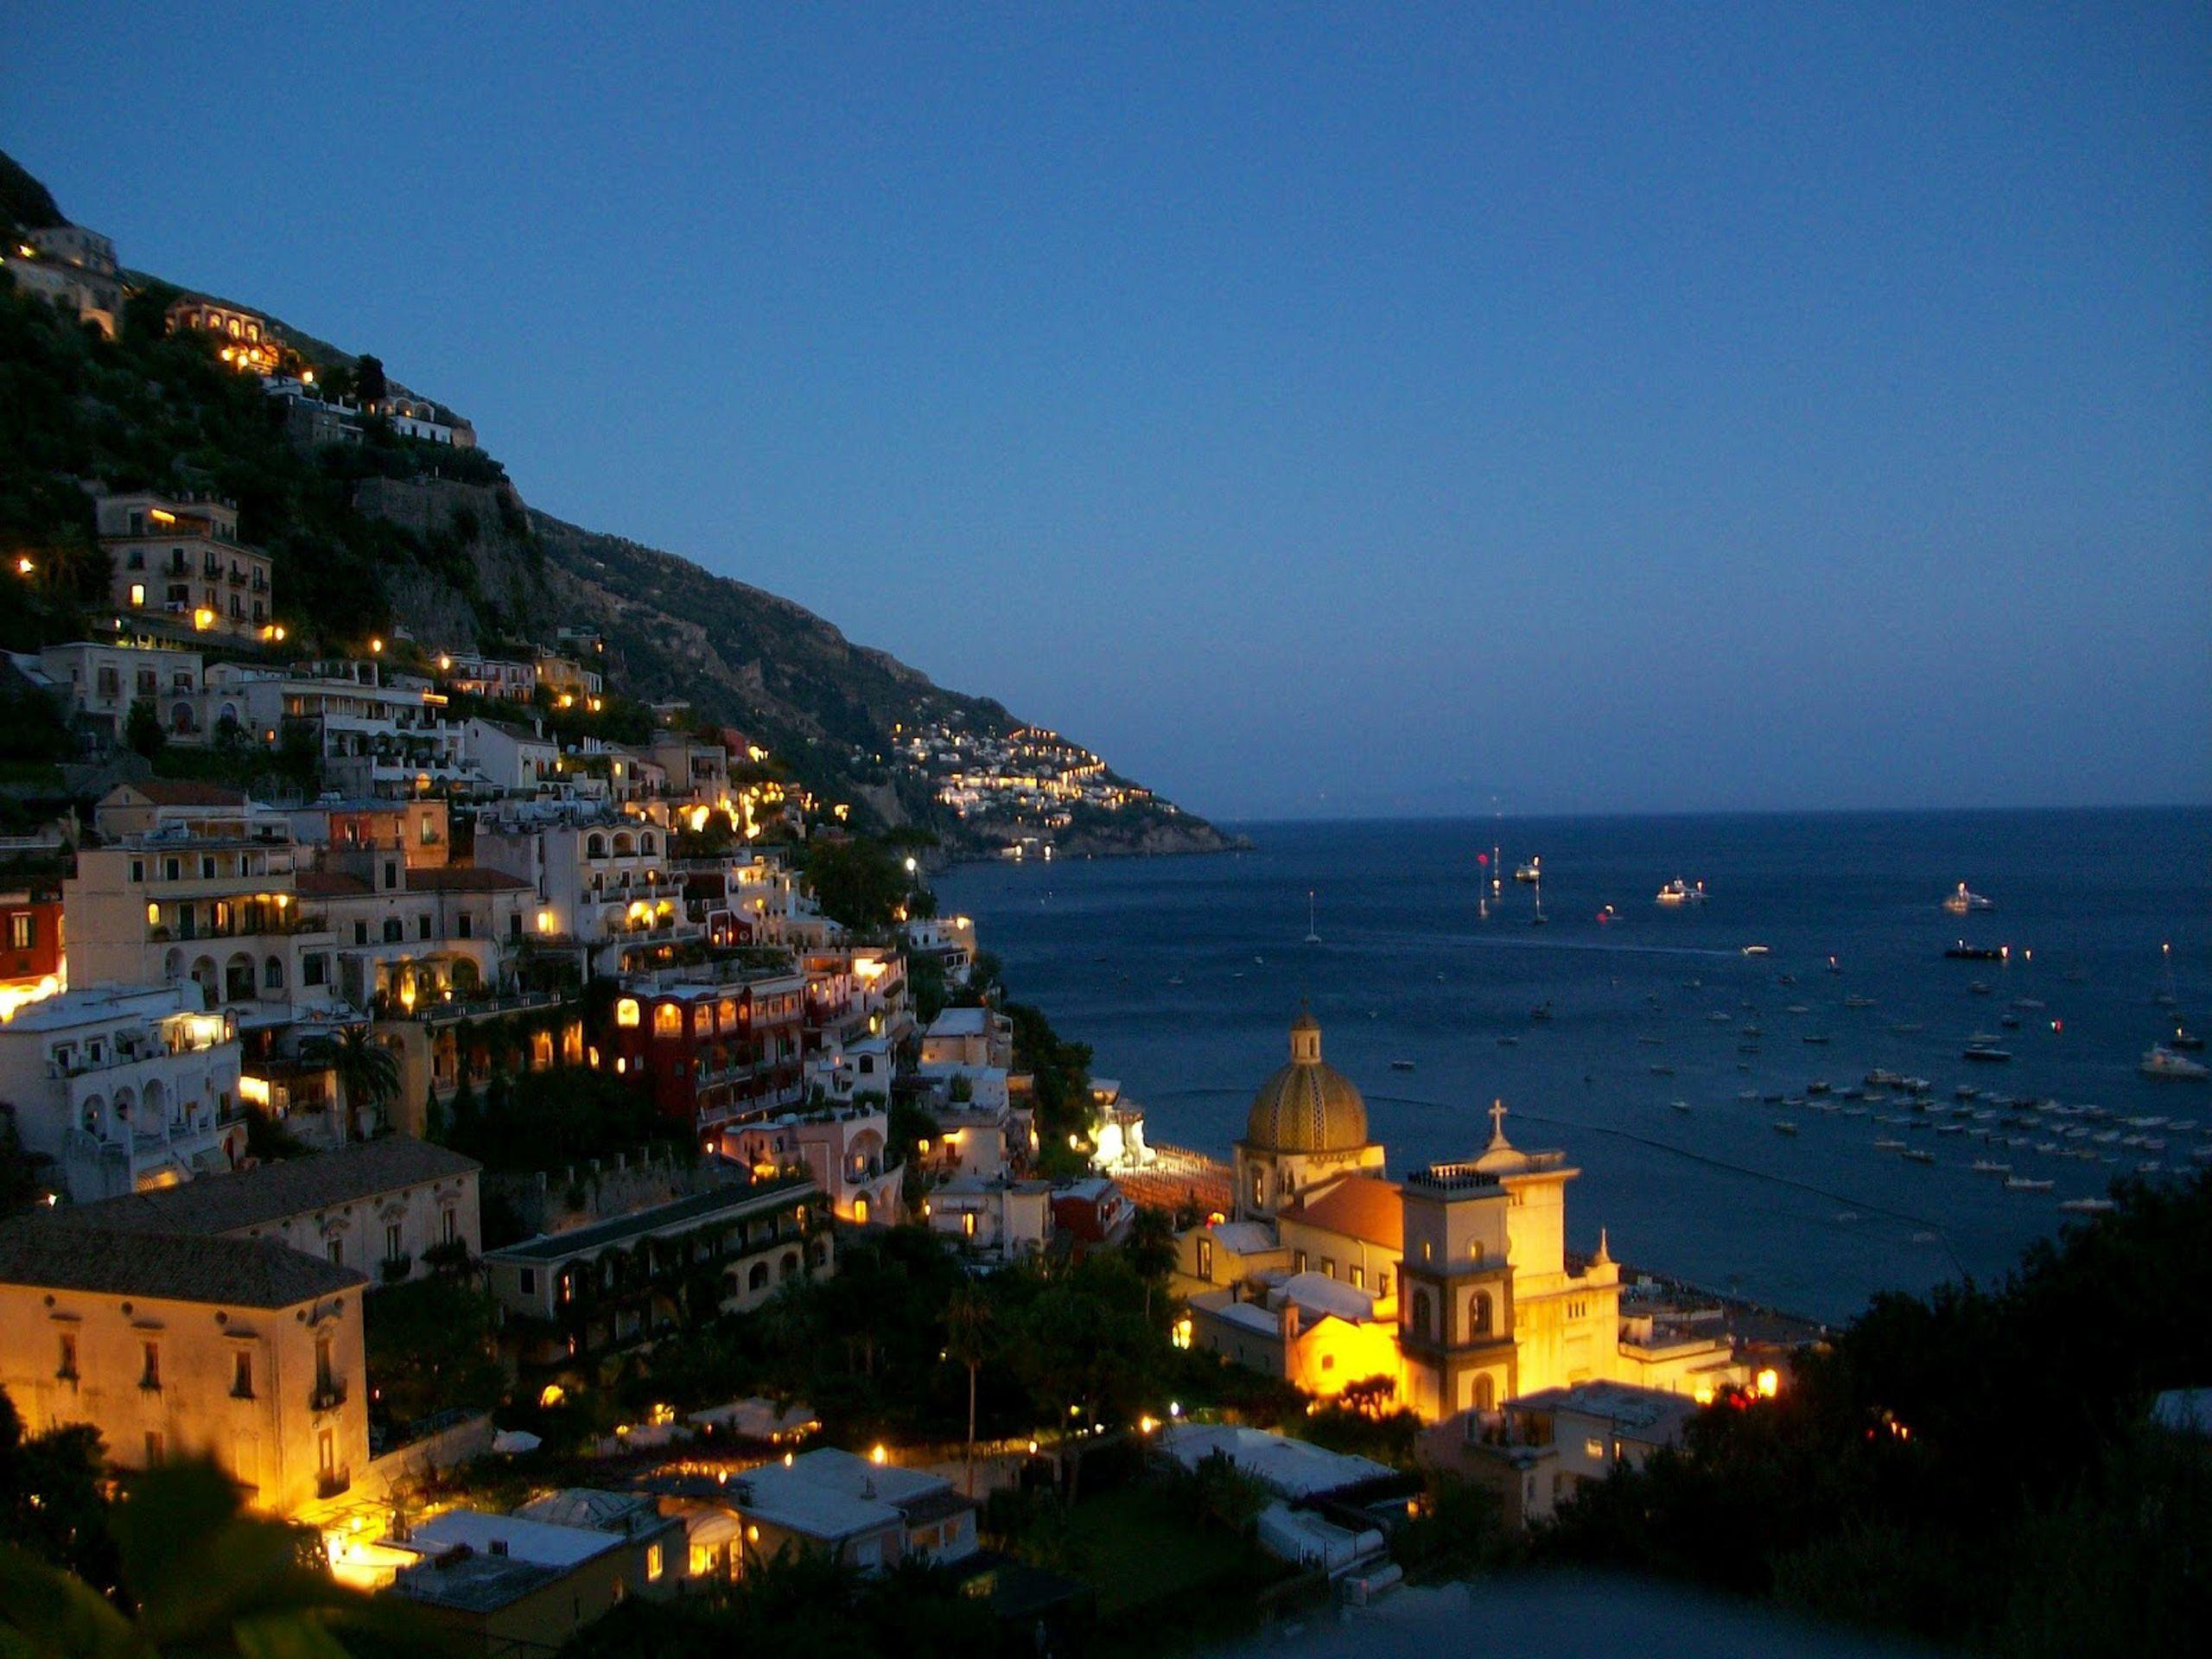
[[7, 130, 2203, 1659]]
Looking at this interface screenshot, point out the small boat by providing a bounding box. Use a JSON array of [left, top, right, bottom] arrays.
[[2059, 1197, 2116, 1215], [2170, 1027, 2205, 1052], [1942, 882, 1995, 915], [1669, 1099, 1691, 1113], [1802, 1033, 1832, 1046], [1303, 891, 1321, 945], [1969, 1160, 2010, 1175], [1741, 944, 1770, 957], [1999, 1013, 2021, 1029], [1901, 1148, 1936, 1164], [1873, 1136, 1906, 1151], [1946, 943, 2006, 962], [1496, 1035, 1519, 1047], [2141, 1046, 2210, 1080], [1389, 1059, 1415, 1072], [2005, 1176, 2054, 1192], [1963, 1046, 2012, 1064], [1596, 904, 1621, 925], [1530, 1003, 1554, 1023], [1844, 995, 1876, 1009], [1656, 879, 1707, 906], [1649, 1064, 1675, 1076], [1772, 1121, 1798, 1136], [1513, 858, 1542, 884]]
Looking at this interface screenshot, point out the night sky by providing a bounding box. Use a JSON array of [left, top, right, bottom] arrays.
[[9, 4, 2206, 818]]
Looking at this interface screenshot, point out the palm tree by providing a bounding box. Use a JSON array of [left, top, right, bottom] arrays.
[[0, 1459, 418, 1656], [332, 1027, 400, 1139], [944, 1285, 992, 1498]]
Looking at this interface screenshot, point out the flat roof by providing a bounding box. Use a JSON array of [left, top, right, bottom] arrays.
[[404, 1508, 622, 1569], [1165, 1425, 1395, 1498], [1508, 1381, 1703, 1437], [484, 1177, 811, 1264]]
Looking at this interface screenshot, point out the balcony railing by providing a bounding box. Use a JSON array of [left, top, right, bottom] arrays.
[[378, 1255, 413, 1283], [309, 1380, 347, 1412], [315, 1467, 352, 1500]]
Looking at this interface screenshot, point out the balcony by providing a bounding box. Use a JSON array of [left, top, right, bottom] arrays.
[[378, 1255, 413, 1284], [309, 1380, 347, 1413], [315, 1468, 353, 1500]]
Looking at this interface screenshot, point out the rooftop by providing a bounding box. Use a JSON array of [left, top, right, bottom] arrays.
[[1279, 1174, 1403, 1251], [1165, 1424, 1396, 1498], [484, 1176, 811, 1263], [69, 1137, 480, 1238], [0, 1217, 365, 1307], [1508, 1381, 1704, 1439]]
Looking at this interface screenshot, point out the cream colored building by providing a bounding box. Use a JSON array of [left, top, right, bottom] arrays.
[[67, 1136, 481, 1286], [0, 1216, 371, 1516], [1179, 1011, 1740, 1420], [97, 491, 274, 639]]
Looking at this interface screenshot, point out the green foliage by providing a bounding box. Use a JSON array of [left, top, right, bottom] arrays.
[[801, 837, 908, 932], [330, 1028, 400, 1123], [441, 1065, 684, 1173], [364, 1276, 504, 1430], [0, 1454, 416, 1656], [0, 1386, 117, 1596], [1004, 1001, 1093, 1156], [1541, 1171, 2212, 1650], [122, 700, 165, 760], [0, 149, 66, 230]]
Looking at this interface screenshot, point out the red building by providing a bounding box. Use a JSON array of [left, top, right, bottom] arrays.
[[1050, 1177, 1133, 1246], [604, 973, 806, 1139], [0, 887, 66, 1013]]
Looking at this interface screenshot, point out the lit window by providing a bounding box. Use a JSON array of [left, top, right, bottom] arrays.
[[645, 1542, 664, 1582], [1585, 1437, 1605, 1459], [615, 998, 640, 1028]]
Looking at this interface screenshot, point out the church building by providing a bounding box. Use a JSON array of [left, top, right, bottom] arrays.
[[1177, 1009, 1738, 1420]]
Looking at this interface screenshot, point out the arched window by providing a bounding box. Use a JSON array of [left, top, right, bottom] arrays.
[[615, 998, 640, 1028], [263, 955, 283, 989], [1474, 1374, 1496, 1411], [639, 832, 657, 855], [612, 832, 635, 857], [1412, 1289, 1434, 1340], [1468, 1290, 1492, 1337], [718, 1000, 738, 1032], [587, 834, 607, 859], [779, 1250, 799, 1281], [747, 1262, 770, 1291], [852, 1197, 870, 1225], [652, 1004, 683, 1039]]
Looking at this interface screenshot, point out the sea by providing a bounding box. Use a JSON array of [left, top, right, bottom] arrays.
[[936, 809, 2211, 1324]]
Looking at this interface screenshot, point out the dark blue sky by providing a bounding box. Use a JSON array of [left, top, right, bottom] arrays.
[[10, 4, 2207, 818]]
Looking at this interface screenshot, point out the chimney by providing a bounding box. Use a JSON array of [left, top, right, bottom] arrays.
[[1279, 1300, 1300, 1342]]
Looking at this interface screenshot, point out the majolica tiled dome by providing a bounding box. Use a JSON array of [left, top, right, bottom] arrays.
[[1245, 1009, 1369, 1153]]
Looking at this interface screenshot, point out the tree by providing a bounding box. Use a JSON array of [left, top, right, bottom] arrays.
[[802, 838, 906, 932], [353, 354, 386, 407], [332, 1027, 400, 1137], [0, 1387, 115, 1594], [0, 1457, 411, 1656], [123, 699, 164, 760], [944, 1286, 992, 1497]]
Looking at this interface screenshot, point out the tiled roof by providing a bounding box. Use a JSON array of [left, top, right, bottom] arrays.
[[1278, 1175, 1402, 1252], [120, 780, 248, 807], [67, 1137, 480, 1238], [296, 870, 372, 896], [0, 1217, 365, 1307], [485, 1177, 812, 1264], [406, 867, 531, 893]]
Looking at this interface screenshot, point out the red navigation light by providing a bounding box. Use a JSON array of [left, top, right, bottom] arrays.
[[1477, 854, 1488, 865]]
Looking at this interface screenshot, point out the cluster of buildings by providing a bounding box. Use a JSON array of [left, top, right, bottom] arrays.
[[899, 720, 1157, 844]]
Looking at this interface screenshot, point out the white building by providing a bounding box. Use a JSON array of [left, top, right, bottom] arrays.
[[474, 812, 696, 969], [203, 660, 468, 797], [0, 982, 245, 1201], [924, 1173, 1051, 1259], [461, 717, 559, 793], [40, 640, 207, 745], [65, 1135, 482, 1286]]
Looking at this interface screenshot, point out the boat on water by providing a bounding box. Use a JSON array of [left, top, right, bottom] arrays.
[[2141, 1045, 2210, 1080], [1942, 882, 1995, 915], [1964, 1045, 2013, 1064], [1513, 858, 1542, 884], [1530, 1002, 1554, 1024], [2005, 1176, 2054, 1192], [1946, 943, 2007, 962], [1389, 1059, 1415, 1072], [1669, 1099, 1691, 1113], [1844, 995, 1877, 1009], [1596, 904, 1621, 925], [1303, 890, 1321, 945], [1902, 1148, 1936, 1164], [1969, 1160, 2010, 1176], [1656, 879, 1707, 906], [2170, 1027, 2205, 1052], [1772, 1121, 1798, 1135], [2060, 1197, 2116, 1215], [1741, 944, 1770, 957]]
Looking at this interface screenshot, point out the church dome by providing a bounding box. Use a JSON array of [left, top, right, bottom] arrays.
[[1245, 1010, 1369, 1154]]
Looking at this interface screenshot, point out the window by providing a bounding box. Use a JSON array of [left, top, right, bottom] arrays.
[[1293, 1249, 1308, 1274], [518, 1268, 537, 1295], [1584, 1437, 1605, 1460], [381, 918, 402, 944], [145, 1431, 165, 1465], [315, 1337, 334, 1393], [327, 1237, 343, 1266], [615, 998, 640, 1028], [457, 912, 472, 938], [442, 1209, 458, 1245], [232, 1351, 254, 1398], [128, 582, 145, 606], [645, 1543, 664, 1583], [1468, 1291, 1493, 1337], [57, 1332, 77, 1380], [385, 1223, 403, 1262], [9, 912, 31, 950], [417, 915, 431, 940], [303, 953, 328, 987], [1319, 1256, 1335, 1279], [1350, 1264, 1365, 1290], [353, 922, 368, 945], [317, 1429, 334, 1475], [652, 1003, 683, 1039], [1196, 1236, 1214, 1281], [962, 1211, 978, 1239], [140, 1341, 161, 1389]]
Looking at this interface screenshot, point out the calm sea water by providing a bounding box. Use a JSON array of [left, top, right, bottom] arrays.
[[938, 810, 2212, 1321]]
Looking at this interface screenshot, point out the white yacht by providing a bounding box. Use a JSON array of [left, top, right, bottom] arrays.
[[1942, 882, 1995, 915], [2140, 1046, 2210, 1081], [1656, 878, 1707, 906]]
